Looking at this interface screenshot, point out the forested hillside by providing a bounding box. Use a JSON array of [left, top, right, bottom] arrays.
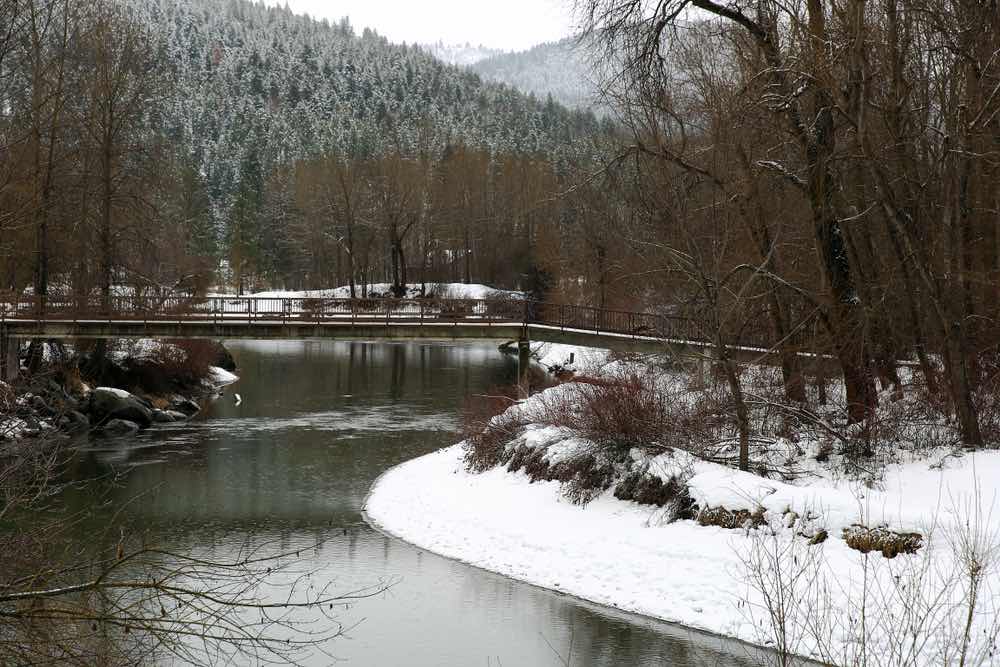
[[138, 0, 613, 292], [1, 0, 626, 303]]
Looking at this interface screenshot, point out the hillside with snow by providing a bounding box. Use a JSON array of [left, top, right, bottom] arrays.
[[470, 38, 604, 113], [421, 41, 503, 66]]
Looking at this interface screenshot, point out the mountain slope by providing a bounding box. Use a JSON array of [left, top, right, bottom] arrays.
[[470, 38, 602, 112], [134, 0, 605, 241]]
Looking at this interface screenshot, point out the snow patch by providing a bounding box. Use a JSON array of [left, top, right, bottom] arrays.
[[217, 281, 524, 301], [207, 366, 239, 386], [95, 387, 134, 399]]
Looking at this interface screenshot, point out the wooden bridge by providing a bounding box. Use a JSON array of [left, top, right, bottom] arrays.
[[0, 295, 778, 386]]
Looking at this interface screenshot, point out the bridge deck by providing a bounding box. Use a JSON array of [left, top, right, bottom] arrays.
[[0, 296, 787, 362]]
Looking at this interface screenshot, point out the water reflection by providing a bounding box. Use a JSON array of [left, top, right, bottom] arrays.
[[61, 340, 768, 666]]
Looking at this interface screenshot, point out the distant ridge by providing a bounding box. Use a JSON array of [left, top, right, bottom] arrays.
[[421, 41, 504, 67], [470, 38, 603, 113]]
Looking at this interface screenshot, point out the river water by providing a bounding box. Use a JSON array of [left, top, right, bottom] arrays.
[[68, 340, 767, 666]]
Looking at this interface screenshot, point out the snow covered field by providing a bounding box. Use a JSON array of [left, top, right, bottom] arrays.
[[367, 351, 1000, 666], [215, 282, 523, 301]]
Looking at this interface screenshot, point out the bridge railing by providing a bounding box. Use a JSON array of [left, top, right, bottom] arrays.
[[528, 302, 772, 349], [0, 295, 528, 325], [0, 295, 773, 349]]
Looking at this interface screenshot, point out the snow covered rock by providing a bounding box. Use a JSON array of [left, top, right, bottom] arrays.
[[87, 387, 153, 428]]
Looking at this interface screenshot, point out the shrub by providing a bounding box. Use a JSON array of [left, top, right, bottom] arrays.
[[535, 367, 682, 459], [126, 339, 217, 392], [106, 339, 220, 395], [461, 387, 527, 473]]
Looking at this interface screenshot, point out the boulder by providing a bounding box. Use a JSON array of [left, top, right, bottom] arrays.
[[58, 410, 91, 432], [99, 419, 140, 437], [152, 409, 189, 423], [169, 397, 201, 417], [30, 394, 55, 416], [88, 387, 153, 428]]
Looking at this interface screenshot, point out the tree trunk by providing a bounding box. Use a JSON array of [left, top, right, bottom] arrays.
[[944, 326, 983, 446], [807, 71, 876, 421], [463, 225, 471, 285], [718, 343, 751, 472], [767, 291, 806, 403], [100, 126, 113, 310], [346, 222, 356, 299]]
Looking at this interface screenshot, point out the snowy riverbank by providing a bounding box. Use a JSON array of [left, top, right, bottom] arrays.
[[366, 371, 1000, 666]]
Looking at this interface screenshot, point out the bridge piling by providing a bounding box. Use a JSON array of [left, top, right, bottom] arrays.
[[517, 335, 531, 399]]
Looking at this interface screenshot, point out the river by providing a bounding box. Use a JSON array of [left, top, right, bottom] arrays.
[[66, 339, 767, 666]]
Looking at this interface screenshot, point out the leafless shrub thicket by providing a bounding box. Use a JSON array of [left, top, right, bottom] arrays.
[[740, 495, 1000, 667], [149, 339, 218, 388], [463, 366, 728, 507], [462, 354, 994, 511]]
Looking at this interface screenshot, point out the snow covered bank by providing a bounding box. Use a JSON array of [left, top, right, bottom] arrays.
[[367, 442, 1000, 665], [531, 341, 610, 374], [366, 443, 748, 627], [367, 371, 1000, 666]]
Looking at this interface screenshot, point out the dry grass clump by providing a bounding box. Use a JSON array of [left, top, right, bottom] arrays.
[[697, 506, 767, 530], [842, 524, 924, 558], [613, 471, 696, 516]]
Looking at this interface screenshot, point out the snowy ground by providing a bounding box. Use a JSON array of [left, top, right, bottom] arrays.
[[530, 341, 610, 373], [213, 282, 523, 301], [367, 351, 1000, 666]]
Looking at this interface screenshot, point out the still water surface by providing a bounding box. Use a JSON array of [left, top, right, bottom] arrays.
[[71, 340, 766, 666]]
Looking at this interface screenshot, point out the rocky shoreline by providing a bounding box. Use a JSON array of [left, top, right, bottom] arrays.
[[0, 339, 238, 442]]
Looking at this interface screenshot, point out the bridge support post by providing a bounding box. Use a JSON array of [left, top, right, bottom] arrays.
[[0, 325, 16, 383], [517, 334, 531, 399]]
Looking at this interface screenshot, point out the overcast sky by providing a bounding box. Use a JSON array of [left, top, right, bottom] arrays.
[[269, 0, 577, 52]]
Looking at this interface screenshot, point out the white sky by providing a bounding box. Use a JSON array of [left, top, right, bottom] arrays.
[[270, 0, 577, 52]]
